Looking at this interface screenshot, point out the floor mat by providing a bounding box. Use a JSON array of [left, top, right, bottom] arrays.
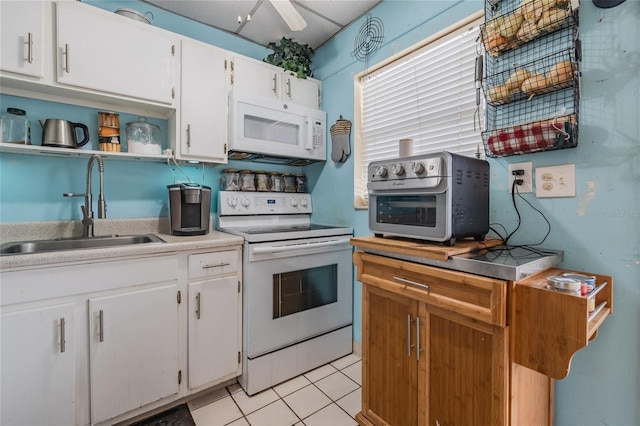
[[130, 404, 195, 426]]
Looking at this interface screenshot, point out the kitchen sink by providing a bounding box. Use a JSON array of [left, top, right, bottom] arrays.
[[0, 234, 165, 255]]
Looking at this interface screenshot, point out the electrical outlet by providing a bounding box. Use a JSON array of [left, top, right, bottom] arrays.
[[508, 162, 533, 193], [535, 164, 576, 197]]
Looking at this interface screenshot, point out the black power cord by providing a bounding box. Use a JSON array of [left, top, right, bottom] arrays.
[[503, 177, 552, 247]]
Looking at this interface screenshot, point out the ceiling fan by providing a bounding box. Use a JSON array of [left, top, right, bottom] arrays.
[[269, 0, 307, 31]]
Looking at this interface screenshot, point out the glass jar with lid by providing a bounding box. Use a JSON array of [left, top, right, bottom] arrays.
[[239, 170, 256, 191], [268, 172, 283, 192], [221, 168, 240, 191], [125, 117, 161, 154], [282, 173, 296, 193], [0, 108, 31, 144], [255, 170, 269, 192], [294, 174, 307, 193]]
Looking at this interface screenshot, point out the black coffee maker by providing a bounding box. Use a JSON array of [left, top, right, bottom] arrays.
[[167, 183, 211, 236]]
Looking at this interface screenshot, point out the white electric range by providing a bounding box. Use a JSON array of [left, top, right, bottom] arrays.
[[217, 191, 353, 395]]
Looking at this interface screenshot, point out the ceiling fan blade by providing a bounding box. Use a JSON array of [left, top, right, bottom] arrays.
[[269, 0, 307, 31]]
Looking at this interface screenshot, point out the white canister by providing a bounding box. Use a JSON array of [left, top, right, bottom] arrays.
[[399, 138, 414, 157]]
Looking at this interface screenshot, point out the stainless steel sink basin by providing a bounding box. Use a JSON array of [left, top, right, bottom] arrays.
[[0, 234, 165, 255]]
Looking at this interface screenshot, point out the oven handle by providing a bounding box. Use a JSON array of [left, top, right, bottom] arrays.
[[252, 237, 351, 254]]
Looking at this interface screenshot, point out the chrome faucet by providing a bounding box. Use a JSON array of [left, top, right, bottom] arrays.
[[63, 154, 107, 237]]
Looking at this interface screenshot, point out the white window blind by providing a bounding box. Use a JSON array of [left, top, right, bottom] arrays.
[[354, 15, 484, 207]]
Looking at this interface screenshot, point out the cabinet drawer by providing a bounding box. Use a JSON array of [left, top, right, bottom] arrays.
[[188, 250, 238, 280], [513, 268, 613, 379], [354, 251, 506, 326]]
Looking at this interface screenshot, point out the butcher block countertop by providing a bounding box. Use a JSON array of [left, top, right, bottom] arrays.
[[350, 236, 562, 281], [349, 236, 503, 261]]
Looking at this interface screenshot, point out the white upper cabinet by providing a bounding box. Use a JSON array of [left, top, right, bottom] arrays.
[[0, 1, 46, 79], [232, 55, 321, 109], [177, 38, 228, 162], [55, 1, 175, 105]]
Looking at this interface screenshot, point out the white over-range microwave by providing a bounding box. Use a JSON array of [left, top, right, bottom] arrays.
[[228, 90, 327, 166]]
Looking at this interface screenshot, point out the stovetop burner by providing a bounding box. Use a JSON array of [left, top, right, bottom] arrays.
[[235, 224, 342, 234], [216, 191, 352, 243]]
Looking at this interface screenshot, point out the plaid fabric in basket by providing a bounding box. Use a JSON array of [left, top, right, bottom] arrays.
[[487, 115, 574, 157]]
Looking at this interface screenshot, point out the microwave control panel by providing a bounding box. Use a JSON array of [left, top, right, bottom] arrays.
[[312, 120, 325, 152]]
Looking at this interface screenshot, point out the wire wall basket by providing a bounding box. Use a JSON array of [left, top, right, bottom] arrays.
[[481, 0, 580, 158], [481, 0, 576, 57]]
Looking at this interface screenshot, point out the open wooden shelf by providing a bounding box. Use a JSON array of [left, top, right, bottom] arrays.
[[513, 267, 613, 379]]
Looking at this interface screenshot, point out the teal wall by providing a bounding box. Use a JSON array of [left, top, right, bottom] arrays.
[[0, 0, 303, 223], [313, 0, 639, 425], [1, 1, 637, 424]]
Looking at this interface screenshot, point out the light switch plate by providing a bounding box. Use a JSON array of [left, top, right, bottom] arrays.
[[508, 162, 533, 193], [535, 164, 576, 197]]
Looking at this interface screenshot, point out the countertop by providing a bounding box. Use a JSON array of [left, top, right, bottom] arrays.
[[351, 235, 563, 281], [0, 218, 244, 270]]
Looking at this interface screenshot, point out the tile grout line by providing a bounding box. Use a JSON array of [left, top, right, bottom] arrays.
[[213, 357, 361, 426]]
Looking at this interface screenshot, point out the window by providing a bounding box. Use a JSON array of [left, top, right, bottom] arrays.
[[354, 13, 484, 208]]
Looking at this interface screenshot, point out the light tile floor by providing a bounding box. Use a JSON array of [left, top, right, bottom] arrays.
[[188, 354, 361, 426]]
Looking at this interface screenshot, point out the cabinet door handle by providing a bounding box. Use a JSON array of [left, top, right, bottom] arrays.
[[186, 124, 191, 147], [394, 276, 429, 290], [202, 262, 230, 269], [98, 309, 104, 342], [272, 74, 277, 94], [416, 317, 422, 361], [196, 292, 201, 320], [64, 43, 70, 73], [60, 317, 66, 353], [286, 78, 291, 98], [27, 32, 34, 64], [407, 315, 414, 357]]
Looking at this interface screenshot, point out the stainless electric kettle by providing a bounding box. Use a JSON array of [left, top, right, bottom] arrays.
[[40, 119, 90, 148]]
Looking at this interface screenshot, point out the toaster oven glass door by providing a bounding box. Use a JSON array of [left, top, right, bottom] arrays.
[[374, 194, 438, 227]]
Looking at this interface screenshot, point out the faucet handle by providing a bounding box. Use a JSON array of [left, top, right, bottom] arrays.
[[63, 192, 84, 198]]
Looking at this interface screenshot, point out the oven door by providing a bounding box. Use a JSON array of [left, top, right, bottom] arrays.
[[243, 235, 353, 358], [369, 192, 451, 241]]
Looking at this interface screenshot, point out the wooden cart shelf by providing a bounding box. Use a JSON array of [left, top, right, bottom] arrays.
[[513, 268, 613, 379]]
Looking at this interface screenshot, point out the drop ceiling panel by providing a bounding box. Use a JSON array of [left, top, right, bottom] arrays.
[[143, 0, 380, 49]]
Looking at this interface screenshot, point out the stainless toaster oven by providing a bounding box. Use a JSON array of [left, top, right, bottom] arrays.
[[367, 151, 489, 245]]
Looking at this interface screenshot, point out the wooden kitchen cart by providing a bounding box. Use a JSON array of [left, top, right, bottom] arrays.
[[351, 237, 613, 426]]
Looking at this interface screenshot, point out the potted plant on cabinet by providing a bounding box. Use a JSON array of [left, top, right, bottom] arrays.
[[264, 37, 314, 79]]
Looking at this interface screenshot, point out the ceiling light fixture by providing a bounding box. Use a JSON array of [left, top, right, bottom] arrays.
[[269, 0, 307, 31]]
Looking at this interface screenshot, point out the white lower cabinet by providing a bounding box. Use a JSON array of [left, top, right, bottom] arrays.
[[0, 245, 243, 425], [88, 284, 180, 424], [188, 277, 241, 390], [187, 249, 242, 391], [1, 303, 76, 426]]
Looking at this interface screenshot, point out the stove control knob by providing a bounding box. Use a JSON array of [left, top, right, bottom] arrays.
[[226, 197, 238, 208], [300, 198, 309, 207], [290, 198, 298, 207], [411, 162, 426, 174], [392, 164, 406, 176], [240, 197, 250, 208], [374, 166, 388, 178]]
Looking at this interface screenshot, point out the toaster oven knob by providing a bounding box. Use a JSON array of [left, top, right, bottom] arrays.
[[411, 162, 426, 174], [374, 166, 388, 177], [392, 164, 405, 176]]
